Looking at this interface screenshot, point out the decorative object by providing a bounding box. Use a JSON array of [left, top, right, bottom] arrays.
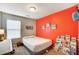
[[42, 23, 56, 30], [72, 5, 79, 21], [55, 35, 77, 55], [0, 29, 5, 41], [51, 24, 56, 30], [78, 38, 79, 55], [70, 37, 76, 55], [46, 22, 50, 28], [55, 36, 62, 52], [26, 25, 33, 30]]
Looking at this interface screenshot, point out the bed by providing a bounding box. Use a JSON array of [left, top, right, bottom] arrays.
[[22, 36, 52, 54], [0, 39, 14, 55]]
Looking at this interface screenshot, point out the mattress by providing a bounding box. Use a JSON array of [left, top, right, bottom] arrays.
[[22, 36, 52, 52]]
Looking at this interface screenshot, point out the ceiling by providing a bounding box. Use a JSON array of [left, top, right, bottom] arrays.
[[0, 3, 77, 19]]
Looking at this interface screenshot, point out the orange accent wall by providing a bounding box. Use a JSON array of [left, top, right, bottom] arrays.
[[36, 6, 78, 45]]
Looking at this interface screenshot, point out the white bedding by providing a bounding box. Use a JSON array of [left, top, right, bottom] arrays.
[[22, 36, 52, 52]]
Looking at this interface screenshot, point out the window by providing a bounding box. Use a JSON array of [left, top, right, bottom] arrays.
[[7, 19, 21, 39]]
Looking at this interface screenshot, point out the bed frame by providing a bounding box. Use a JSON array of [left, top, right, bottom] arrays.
[[24, 44, 53, 55]]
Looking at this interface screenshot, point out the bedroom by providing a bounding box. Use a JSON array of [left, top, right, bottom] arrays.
[[0, 3, 79, 55]]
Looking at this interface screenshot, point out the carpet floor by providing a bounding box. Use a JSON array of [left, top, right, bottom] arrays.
[[13, 46, 65, 55]]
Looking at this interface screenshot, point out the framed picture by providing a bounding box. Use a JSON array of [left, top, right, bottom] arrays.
[[42, 25, 45, 30], [26, 25, 33, 30], [51, 24, 56, 30], [46, 22, 50, 27]]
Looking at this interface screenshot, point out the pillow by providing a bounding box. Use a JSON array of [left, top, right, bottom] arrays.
[[23, 35, 35, 39]]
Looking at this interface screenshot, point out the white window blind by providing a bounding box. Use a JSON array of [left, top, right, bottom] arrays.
[[7, 19, 21, 39]]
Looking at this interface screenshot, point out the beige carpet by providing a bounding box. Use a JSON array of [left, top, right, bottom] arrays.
[[13, 46, 30, 55], [13, 46, 65, 55]]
